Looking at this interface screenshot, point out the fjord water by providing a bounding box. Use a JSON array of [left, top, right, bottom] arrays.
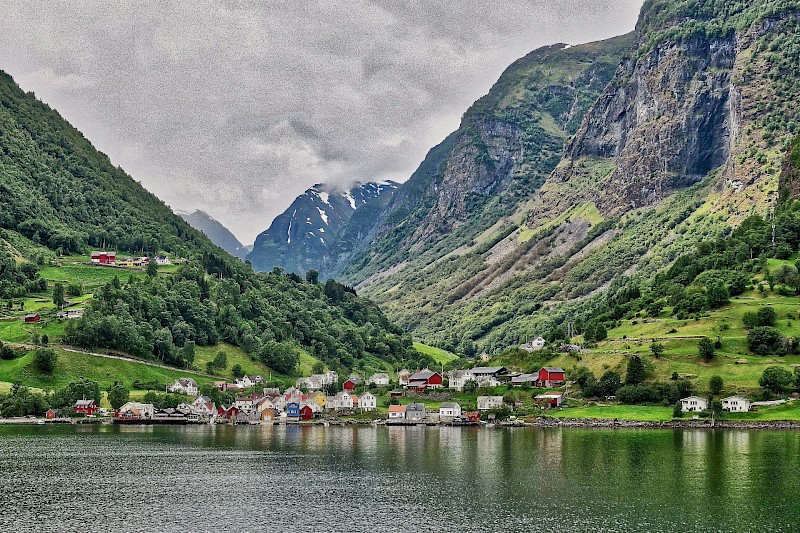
[[1, 426, 798, 532]]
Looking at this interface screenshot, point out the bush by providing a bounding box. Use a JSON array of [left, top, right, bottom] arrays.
[[33, 348, 57, 373], [747, 327, 787, 355]]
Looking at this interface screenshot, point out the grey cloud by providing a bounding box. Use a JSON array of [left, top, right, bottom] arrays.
[[0, 0, 643, 242]]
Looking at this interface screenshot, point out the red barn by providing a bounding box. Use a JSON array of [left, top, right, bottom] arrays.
[[300, 405, 314, 421], [24, 314, 41, 323], [343, 375, 362, 391], [406, 369, 443, 392], [91, 251, 116, 265], [537, 367, 566, 388], [74, 399, 98, 416], [45, 409, 57, 419]]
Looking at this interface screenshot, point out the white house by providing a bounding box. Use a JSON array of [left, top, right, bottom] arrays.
[[449, 369, 475, 391], [439, 403, 462, 419], [477, 396, 504, 411], [397, 369, 411, 386], [168, 378, 198, 397], [680, 396, 709, 412], [297, 375, 323, 390], [388, 404, 406, 420], [155, 256, 171, 266], [359, 392, 377, 411], [117, 402, 155, 420], [327, 391, 354, 411], [519, 336, 546, 352], [722, 396, 751, 412], [367, 373, 390, 386]]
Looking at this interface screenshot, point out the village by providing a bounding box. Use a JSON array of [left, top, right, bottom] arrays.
[[40, 359, 771, 427]]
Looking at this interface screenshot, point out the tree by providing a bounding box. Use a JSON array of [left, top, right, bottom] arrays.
[[705, 279, 730, 309], [672, 402, 683, 418], [52, 282, 65, 308], [597, 371, 622, 397], [759, 366, 793, 394], [231, 364, 244, 379], [33, 348, 57, 373], [146, 259, 158, 278], [212, 350, 228, 370], [711, 399, 724, 418], [649, 342, 665, 359], [708, 375, 723, 396], [107, 382, 130, 410], [626, 355, 646, 385], [747, 327, 787, 355], [698, 337, 715, 361], [305, 270, 319, 285], [311, 361, 325, 374], [757, 307, 777, 327]]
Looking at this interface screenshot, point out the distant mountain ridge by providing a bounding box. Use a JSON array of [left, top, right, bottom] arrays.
[[247, 180, 398, 274], [179, 210, 248, 259]]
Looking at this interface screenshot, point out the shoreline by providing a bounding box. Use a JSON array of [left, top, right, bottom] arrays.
[[5, 416, 800, 430]]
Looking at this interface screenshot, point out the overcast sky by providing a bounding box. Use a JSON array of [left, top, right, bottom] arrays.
[[0, 0, 643, 243]]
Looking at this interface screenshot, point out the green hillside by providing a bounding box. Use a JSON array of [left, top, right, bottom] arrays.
[[0, 69, 433, 396]]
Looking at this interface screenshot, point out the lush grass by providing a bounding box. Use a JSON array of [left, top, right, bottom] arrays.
[[193, 343, 271, 379], [552, 404, 674, 421], [413, 342, 458, 365], [726, 401, 800, 421], [0, 348, 213, 391], [39, 264, 145, 286]]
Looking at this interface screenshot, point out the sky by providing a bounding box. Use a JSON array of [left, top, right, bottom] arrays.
[[0, 0, 643, 243]]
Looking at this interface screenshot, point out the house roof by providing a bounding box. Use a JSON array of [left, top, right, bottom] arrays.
[[388, 405, 406, 413], [681, 396, 707, 401], [542, 367, 565, 373], [440, 403, 460, 409], [74, 399, 96, 407], [406, 403, 426, 412], [409, 369, 439, 380], [722, 396, 750, 402], [511, 373, 538, 382], [470, 366, 506, 375], [175, 378, 197, 387], [345, 375, 363, 384]]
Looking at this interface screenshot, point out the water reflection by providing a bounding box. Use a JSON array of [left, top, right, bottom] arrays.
[[1, 425, 799, 532]]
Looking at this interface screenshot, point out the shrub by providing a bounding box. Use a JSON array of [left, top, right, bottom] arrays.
[[747, 327, 787, 356], [33, 348, 57, 373]]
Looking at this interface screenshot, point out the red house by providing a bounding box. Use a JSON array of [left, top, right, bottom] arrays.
[[45, 409, 57, 419], [91, 251, 116, 265], [406, 369, 443, 392], [300, 405, 314, 421], [343, 375, 362, 391], [23, 314, 41, 323], [536, 367, 566, 388], [74, 399, 98, 416]]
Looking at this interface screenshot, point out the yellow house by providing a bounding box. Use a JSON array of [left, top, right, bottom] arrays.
[[310, 393, 326, 408]]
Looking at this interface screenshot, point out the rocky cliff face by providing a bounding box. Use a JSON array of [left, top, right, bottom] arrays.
[[331, 1, 800, 352], [247, 181, 398, 274], [563, 35, 736, 211], [333, 36, 635, 280]]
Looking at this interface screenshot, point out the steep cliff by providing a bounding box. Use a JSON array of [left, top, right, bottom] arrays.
[[335, 35, 635, 280], [338, 0, 800, 353]]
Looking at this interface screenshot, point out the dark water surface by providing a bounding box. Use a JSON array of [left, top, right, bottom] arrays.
[[0, 424, 798, 532]]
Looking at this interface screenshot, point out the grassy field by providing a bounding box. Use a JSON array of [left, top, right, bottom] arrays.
[[561, 287, 800, 396], [552, 404, 674, 421], [39, 263, 146, 286], [193, 343, 273, 379], [0, 348, 213, 391], [414, 342, 459, 365]]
